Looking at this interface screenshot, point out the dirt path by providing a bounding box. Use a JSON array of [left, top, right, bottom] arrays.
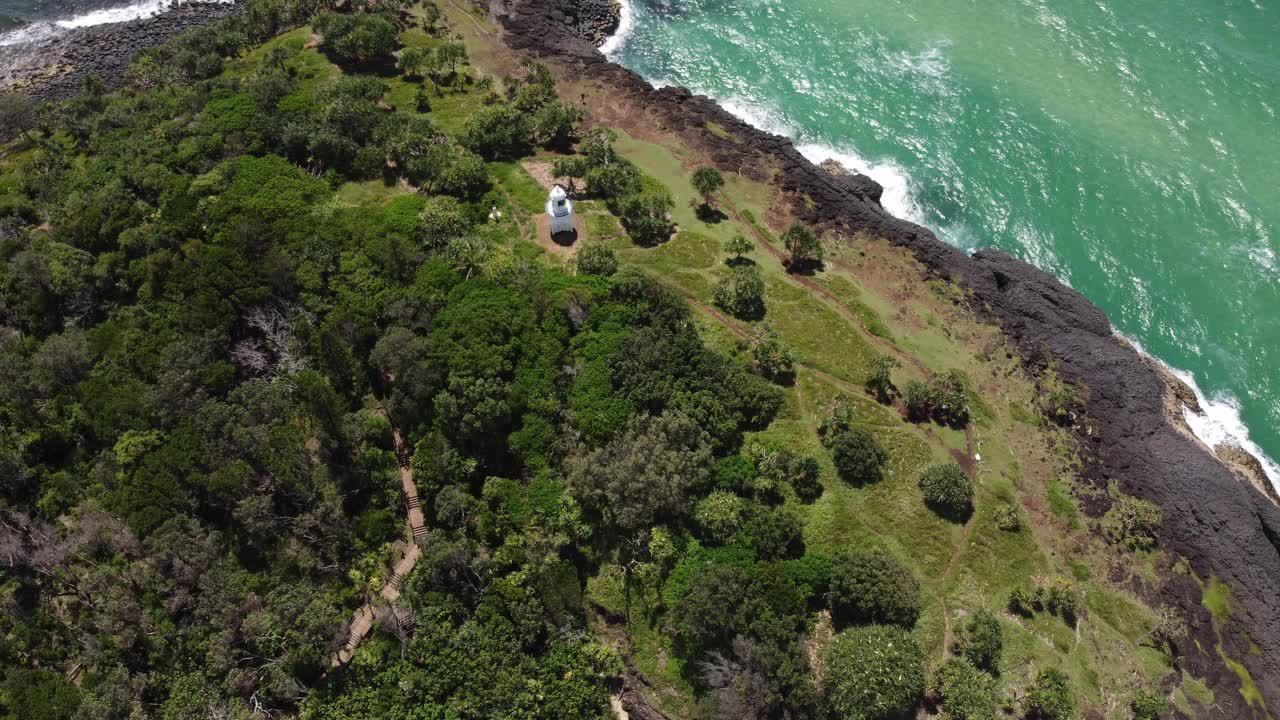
[[330, 420, 427, 668], [939, 425, 980, 656]]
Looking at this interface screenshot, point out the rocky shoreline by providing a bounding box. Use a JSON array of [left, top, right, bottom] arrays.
[[0, 1, 242, 102], [497, 0, 1280, 715]]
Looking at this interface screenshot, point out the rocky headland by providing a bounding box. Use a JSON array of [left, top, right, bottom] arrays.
[[0, 1, 243, 102], [497, 0, 1280, 715]]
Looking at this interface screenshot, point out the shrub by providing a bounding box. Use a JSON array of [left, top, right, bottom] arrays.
[[618, 188, 674, 245], [1130, 689, 1165, 720], [865, 354, 900, 401], [1103, 495, 1162, 551], [314, 12, 398, 64], [1008, 588, 1035, 617], [829, 429, 887, 486], [781, 222, 822, 269], [994, 505, 1022, 532], [905, 370, 971, 425], [787, 455, 822, 502], [828, 549, 921, 627], [694, 491, 745, 545], [415, 195, 470, 249], [735, 505, 804, 560], [460, 104, 531, 159], [930, 657, 997, 720], [824, 624, 925, 720], [954, 609, 1002, 673], [918, 463, 973, 519], [576, 243, 618, 276], [1046, 579, 1079, 625], [783, 553, 832, 603], [712, 264, 765, 320], [1025, 668, 1075, 720], [750, 331, 794, 382]]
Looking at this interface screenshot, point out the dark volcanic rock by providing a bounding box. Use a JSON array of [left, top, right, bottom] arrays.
[[499, 0, 1280, 714], [0, 2, 243, 102]]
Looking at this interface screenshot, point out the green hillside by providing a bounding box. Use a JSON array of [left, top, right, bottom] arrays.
[[0, 2, 1220, 719]]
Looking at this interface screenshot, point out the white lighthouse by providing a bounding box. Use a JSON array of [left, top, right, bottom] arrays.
[[546, 185, 574, 236]]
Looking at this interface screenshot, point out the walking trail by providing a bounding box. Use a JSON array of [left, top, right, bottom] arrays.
[[330, 418, 428, 668]]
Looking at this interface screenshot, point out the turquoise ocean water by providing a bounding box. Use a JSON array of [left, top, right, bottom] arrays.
[[604, 0, 1280, 488]]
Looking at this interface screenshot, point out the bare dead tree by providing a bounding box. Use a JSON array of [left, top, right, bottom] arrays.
[[699, 636, 770, 720], [230, 303, 315, 380], [373, 604, 417, 659]]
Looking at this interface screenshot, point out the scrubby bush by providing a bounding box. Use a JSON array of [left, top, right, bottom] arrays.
[[829, 429, 887, 486], [918, 463, 973, 520], [415, 195, 471, 249], [618, 188, 674, 245], [712, 264, 765, 320], [930, 657, 998, 720], [1103, 494, 1162, 551], [824, 624, 925, 720], [735, 505, 803, 560], [905, 369, 971, 425], [460, 104, 531, 159], [1025, 668, 1075, 720], [954, 609, 1003, 673], [1008, 587, 1035, 617], [576, 243, 618, 276], [314, 12, 399, 64], [695, 491, 745, 545], [1130, 689, 1165, 720], [750, 330, 794, 382], [783, 553, 832, 603], [828, 549, 921, 627], [995, 504, 1022, 532], [865, 354, 900, 401], [787, 455, 822, 502]]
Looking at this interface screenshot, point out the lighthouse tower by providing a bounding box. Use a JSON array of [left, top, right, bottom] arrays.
[[546, 185, 574, 236]]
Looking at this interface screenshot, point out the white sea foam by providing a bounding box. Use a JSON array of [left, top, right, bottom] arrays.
[[598, 0, 635, 57], [796, 143, 925, 225], [0, 0, 231, 48], [1124, 334, 1280, 494], [707, 93, 928, 226]]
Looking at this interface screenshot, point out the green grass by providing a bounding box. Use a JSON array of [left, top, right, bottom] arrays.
[[1220, 652, 1264, 708], [489, 161, 547, 216], [1203, 576, 1231, 622], [1046, 475, 1078, 524], [705, 121, 734, 141], [335, 179, 411, 206]]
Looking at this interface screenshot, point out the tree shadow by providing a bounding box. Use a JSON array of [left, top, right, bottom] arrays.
[[784, 257, 824, 276], [696, 204, 728, 224], [725, 256, 756, 268]]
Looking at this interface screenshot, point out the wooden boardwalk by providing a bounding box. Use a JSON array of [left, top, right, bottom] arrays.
[[330, 422, 426, 667]]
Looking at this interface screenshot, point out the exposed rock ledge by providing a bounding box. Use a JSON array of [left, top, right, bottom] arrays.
[[496, 0, 1280, 715]]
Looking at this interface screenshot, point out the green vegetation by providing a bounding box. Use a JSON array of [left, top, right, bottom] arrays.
[[828, 549, 922, 627], [824, 624, 925, 720], [918, 462, 974, 520], [1104, 493, 1162, 551], [1203, 575, 1231, 621], [1025, 668, 1076, 720], [930, 657, 998, 720], [0, 0, 1204, 716]]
